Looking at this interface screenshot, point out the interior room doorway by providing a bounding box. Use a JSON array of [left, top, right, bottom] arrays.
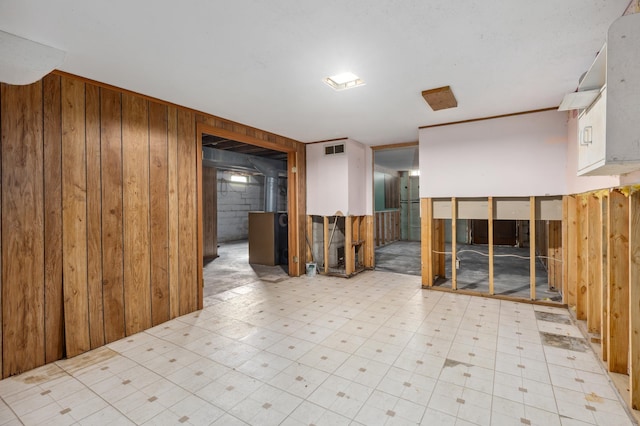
[[197, 124, 299, 302]]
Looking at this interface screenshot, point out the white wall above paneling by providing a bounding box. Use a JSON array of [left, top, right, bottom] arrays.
[[306, 139, 372, 216], [419, 110, 568, 198]]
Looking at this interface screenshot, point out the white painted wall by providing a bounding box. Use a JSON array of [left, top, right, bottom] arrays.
[[306, 138, 372, 216], [565, 111, 620, 194], [419, 110, 568, 198]]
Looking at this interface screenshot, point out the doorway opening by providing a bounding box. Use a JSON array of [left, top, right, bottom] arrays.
[[372, 143, 420, 276], [198, 127, 296, 303]]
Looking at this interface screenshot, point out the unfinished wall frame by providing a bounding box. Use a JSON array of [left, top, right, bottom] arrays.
[[306, 214, 373, 277], [422, 196, 564, 303]]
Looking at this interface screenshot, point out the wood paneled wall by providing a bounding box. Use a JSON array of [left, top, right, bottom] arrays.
[[0, 71, 306, 378], [1, 74, 198, 373], [202, 166, 218, 259]]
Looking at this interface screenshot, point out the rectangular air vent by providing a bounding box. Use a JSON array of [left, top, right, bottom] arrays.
[[325, 143, 345, 155]]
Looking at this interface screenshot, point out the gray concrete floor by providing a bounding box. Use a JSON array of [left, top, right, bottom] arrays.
[[375, 241, 562, 302], [203, 240, 288, 303]]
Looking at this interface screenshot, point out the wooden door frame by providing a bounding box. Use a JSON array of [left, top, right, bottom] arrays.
[[195, 123, 300, 285]]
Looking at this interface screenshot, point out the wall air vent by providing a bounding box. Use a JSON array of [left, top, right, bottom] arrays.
[[325, 143, 345, 156]]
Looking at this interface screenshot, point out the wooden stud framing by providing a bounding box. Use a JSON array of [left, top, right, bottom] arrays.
[[607, 189, 629, 374], [587, 195, 602, 334], [451, 198, 457, 290], [433, 219, 445, 279], [530, 196, 536, 300], [323, 216, 329, 274], [600, 194, 609, 361], [345, 217, 353, 275], [629, 190, 640, 410], [576, 196, 588, 320], [421, 198, 433, 287], [488, 197, 494, 295], [565, 195, 578, 307], [306, 215, 313, 262]]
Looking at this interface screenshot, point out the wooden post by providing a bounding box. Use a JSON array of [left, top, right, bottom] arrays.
[[421, 198, 433, 287], [345, 216, 353, 275], [628, 190, 640, 410], [607, 190, 629, 373], [576, 196, 588, 320], [530, 196, 536, 300], [433, 219, 445, 278], [365, 215, 375, 268], [587, 195, 602, 334], [601, 194, 609, 362], [565, 196, 578, 307], [306, 215, 313, 263], [451, 198, 458, 290], [323, 216, 329, 273], [488, 197, 494, 295]]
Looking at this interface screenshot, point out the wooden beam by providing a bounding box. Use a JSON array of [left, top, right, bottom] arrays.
[[306, 215, 313, 262], [433, 219, 445, 278], [488, 197, 494, 295], [421, 198, 433, 287], [365, 215, 375, 268], [629, 190, 640, 410], [323, 216, 329, 273], [587, 195, 602, 334], [452, 198, 457, 291], [600, 194, 609, 362], [576, 196, 589, 320], [565, 196, 578, 307], [530, 196, 536, 300], [345, 217, 353, 275], [607, 190, 629, 374]]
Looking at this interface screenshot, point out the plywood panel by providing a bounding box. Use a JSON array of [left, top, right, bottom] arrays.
[[167, 106, 180, 319], [177, 109, 197, 315], [61, 77, 90, 358], [43, 74, 64, 363], [85, 83, 105, 349], [576, 196, 588, 320], [629, 191, 640, 410], [100, 88, 125, 343], [587, 195, 601, 334], [607, 190, 628, 374], [149, 101, 170, 326], [122, 93, 151, 335], [202, 166, 217, 258], [1, 81, 46, 377]]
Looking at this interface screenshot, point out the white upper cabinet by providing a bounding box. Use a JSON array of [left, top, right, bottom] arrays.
[[574, 13, 640, 176]]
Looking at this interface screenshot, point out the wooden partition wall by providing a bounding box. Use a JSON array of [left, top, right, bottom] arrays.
[[374, 210, 400, 247], [420, 189, 640, 410], [0, 72, 306, 378], [563, 188, 640, 410]]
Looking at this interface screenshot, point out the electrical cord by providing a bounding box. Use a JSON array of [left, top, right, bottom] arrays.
[[432, 249, 563, 263]]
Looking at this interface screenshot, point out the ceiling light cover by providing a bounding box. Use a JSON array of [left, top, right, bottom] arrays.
[[422, 86, 458, 111], [323, 72, 365, 91]]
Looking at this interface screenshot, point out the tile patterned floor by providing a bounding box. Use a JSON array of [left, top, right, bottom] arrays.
[[0, 271, 635, 425]]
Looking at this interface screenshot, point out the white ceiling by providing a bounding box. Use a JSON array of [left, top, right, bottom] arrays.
[[0, 0, 630, 149]]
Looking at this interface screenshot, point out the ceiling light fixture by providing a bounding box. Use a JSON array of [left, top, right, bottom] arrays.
[[323, 72, 365, 91]]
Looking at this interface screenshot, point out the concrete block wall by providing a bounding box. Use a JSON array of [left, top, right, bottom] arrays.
[[217, 170, 287, 242]]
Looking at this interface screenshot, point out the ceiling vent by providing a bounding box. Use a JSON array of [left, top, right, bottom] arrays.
[[325, 143, 345, 156]]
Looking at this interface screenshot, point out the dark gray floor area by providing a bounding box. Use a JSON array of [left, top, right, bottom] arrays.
[[374, 240, 562, 302], [203, 240, 288, 301]]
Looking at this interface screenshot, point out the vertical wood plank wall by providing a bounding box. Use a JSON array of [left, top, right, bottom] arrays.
[[0, 72, 307, 378]]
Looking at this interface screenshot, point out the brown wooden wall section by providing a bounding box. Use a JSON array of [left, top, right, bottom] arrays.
[[0, 74, 199, 377], [0, 71, 306, 378]]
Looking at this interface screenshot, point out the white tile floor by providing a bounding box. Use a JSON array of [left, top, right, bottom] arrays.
[[0, 271, 635, 425]]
